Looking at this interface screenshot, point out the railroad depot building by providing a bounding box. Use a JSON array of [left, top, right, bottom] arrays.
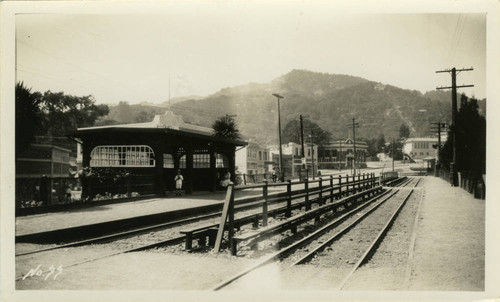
[[73, 111, 246, 199], [318, 138, 368, 169]]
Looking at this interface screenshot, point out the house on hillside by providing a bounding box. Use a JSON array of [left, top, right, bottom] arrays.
[[72, 111, 247, 199]]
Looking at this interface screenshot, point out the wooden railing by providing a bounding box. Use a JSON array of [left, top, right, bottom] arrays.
[[213, 173, 379, 252]]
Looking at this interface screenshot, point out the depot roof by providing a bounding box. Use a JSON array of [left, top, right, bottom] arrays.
[[74, 111, 247, 146]]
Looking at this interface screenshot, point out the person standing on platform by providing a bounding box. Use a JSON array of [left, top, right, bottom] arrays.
[[220, 169, 232, 188], [174, 170, 184, 196]]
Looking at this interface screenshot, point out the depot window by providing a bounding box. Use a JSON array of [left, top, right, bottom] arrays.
[[216, 153, 228, 168], [163, 154, 174, 168], [90, 145, 155, 167], [193, 153, 210, 168]]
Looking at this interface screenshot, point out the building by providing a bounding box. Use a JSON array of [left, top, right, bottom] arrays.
[[403, 137, 440, 160], [16, 141, 75, 206], [318, 138, 368, 169], [235, 142, 271, 175], [72, 111, 246, 199], [270, 142, 318, 178]]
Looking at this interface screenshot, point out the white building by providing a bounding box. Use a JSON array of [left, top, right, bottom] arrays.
[[403, 137, 443, 160], [235, 142, 271, 175], [269, 142, 318, 177]]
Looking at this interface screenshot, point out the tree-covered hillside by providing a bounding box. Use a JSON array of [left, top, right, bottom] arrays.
[[101, 69, 486, 145]]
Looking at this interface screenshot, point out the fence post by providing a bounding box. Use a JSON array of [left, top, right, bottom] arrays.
[[215, 184, 234, 253], [286, 180, 292, 218], [305, 178, 310, 211], [243, 173, 247, 185], [262, 180, 268, 227], [357, 174, 361, 192], [338, 175, 342, 199], [362, 173, 366, 190], [330, 175, 334, 203], [315, 179, 321, 224], [319, 177, 323, 205], [228, 184, 235, 243]]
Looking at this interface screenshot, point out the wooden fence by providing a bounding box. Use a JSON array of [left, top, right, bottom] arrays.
[[214, 173, 380, 252]]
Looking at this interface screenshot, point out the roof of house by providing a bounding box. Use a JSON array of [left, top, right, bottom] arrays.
[[405, 137, 439, 143], [75, 111, 247, 146]]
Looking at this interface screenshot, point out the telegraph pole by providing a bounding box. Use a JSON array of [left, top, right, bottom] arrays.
[[310, 129, 315, 180], [347, 118, 359, 176], [430, 122, 446, 164], [436, 67, 474, 186], [272, 94, 285, 182], [299, 114, 305, 160], [392, 138, 395, 172], [339, 139, 342, 172]]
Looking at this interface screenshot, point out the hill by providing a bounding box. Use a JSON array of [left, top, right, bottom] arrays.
[[100, 69, 486, 145]]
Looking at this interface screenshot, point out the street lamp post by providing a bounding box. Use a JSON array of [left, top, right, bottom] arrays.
[[272, 93, 284, 181]]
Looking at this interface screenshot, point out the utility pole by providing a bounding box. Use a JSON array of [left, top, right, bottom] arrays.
[[309, 129, 315, 180], [339, 139, 342, 172], [272, 94, 285, 182], [392, 138, 395, 172], [436, 67, 474, 186], [430, 122, 446, 163], [347, 118, 359, 176], [299, 114, 305, 163]]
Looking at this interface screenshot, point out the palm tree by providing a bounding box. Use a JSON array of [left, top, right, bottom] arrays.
[[212, 115, 241, 140]]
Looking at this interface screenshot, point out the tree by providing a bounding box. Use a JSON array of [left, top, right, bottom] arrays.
[[107, 101, 135, 123], [15, 82, 42, 157], [399, 123, 410, 139], [135, 110, 154, 123], [39, 91, 109, 136], [365, 138, 377, 157], [384, 139, 404, 160], [441, 94, 486, 173], [281, 119, 331, 146], [212, 115, 241, 140], [375, 134, 386, 153], [15, 84, 110, 141]]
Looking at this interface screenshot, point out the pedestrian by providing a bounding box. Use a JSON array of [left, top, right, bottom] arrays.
[[65, 185, 72, 203], [272, 169, 277, 182], [174, 170, 184, 196], [220, 169, 232, 188]]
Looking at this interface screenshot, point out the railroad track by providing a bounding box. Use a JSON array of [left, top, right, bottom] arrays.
[[15, 189, 320, 257], [212, 177, 421, 290], [15, 183, 344, 281], [15, 177, 384, 282]]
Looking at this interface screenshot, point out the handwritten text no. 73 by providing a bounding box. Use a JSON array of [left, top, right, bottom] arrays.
[[22, 264, 63, 281]]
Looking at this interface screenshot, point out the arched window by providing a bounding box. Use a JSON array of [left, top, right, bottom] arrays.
[[90, 145, 155, 167]]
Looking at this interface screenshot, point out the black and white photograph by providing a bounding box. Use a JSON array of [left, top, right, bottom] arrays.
[[1, 1, 499, 301]]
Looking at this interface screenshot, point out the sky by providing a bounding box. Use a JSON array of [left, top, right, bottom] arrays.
[[15, 4, 487, 105]]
